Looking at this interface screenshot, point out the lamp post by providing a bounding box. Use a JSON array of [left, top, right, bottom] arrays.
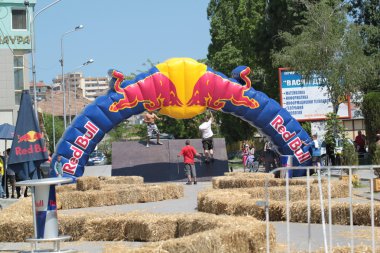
[[60, 24, 84, 129], [26, 0, 62, 122], [69, 59, 94, 123], [51, 85, 56, 151]]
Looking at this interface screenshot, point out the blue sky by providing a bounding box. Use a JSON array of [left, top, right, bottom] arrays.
[[33, 0, 211, 83]]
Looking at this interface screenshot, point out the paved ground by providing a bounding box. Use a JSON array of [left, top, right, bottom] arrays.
[[0, 165, 379, 252]]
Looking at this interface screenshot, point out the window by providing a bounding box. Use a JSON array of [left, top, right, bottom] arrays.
[[14, 56, 24, 105], [12, 9, 27, 30]]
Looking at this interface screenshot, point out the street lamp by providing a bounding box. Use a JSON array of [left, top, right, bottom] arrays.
[[69, 58, 94, 123], [26, 0, 62, 121], [60, 24, 84, 129]]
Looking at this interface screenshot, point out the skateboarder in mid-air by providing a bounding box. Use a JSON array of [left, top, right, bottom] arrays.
[[199, 112, 214, 163]]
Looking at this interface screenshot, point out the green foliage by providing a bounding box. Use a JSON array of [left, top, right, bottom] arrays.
[[342, 139, 359, 166], [301, 121, 311, 136], [362, 92, 380, 158], [42, 113, 65, 153], [349, 0, 380, 92], [373, 145, 380, 177], [217, 112, 256, 143], [324, 113, 345, 151], [97, 120, 136, 164], [272, 0, 374, 113]]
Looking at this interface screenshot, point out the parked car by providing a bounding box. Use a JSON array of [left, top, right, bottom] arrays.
[[87, 151, 106, 166]]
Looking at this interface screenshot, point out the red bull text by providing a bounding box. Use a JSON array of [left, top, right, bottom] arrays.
[[63, 121, 99, 175], [270, 115, 311, 164]]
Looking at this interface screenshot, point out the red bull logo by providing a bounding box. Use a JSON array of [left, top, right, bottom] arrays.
[[107, 59, 260, 119], [18, 130, 44, 143], [109, 70, 182, 112], [187, 67, 259, 110]]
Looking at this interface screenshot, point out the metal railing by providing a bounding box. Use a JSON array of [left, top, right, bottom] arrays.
[[261, 165, 379, 253]]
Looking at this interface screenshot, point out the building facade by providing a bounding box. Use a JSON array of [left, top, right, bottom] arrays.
[[53, 72, 109, 101], [0, 0, 35, 152], [0, 0, 35, 125]]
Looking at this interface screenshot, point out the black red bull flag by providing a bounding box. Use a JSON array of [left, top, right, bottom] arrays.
[[8, 90, 48, 179]]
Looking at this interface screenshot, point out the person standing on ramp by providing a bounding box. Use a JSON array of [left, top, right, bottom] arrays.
[[144, 111, 163, 148], [199, 112, 214, 163], [177, 140, 201, 185]]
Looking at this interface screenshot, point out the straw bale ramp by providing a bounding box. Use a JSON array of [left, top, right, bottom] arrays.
[[199, 173, 380, 226], [53, 176, 184, 209], [112, 139, 228, 182], [0, 206, 276, 253], [213, 172, 326, 189]]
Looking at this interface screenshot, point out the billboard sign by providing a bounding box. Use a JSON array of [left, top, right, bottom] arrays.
[[279, 68, 351, 121]]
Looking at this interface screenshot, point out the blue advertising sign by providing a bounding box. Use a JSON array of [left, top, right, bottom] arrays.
[[279, 69, 351, 121]]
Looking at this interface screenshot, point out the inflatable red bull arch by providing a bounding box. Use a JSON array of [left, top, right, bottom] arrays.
[[51, 58, 312, 179]]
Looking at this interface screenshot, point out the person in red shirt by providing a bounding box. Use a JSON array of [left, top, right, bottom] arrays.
[[177, 140, 201, 185], [354, 130, 366, 153]]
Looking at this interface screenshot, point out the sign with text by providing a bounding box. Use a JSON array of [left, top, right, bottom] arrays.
[[278, 68, 351, 121]]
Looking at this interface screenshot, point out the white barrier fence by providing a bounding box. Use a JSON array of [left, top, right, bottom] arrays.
[[262, 165, 380, 253]]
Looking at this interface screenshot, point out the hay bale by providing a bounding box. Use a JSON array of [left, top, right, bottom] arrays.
[[212, 176, 325, 189], [198, 186, 380, 226], [100, 176, 144, 185], [59, 214, 90, 241], [76, 176, 101, 191], [103, 213, 276, 253], [57, 183, 184, 209], [56, 184, 77, 193], [124, 213, 178, 242], [224, 172, 275, 179]]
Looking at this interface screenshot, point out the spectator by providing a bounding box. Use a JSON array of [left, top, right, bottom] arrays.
[[303, 134, 321, 175], [54, 155, 63, 177], [199, 113, 214, 163], [177, 140, 201, 185], [242, 143, 250, 172], [0, 155, 5, 198], [246, 144, 256, 172], [5, 149, 16, 198], [354, 130, 366, 153], [264, 141, 277, 175]]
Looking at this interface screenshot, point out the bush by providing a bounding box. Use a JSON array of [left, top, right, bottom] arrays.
[[373, 145, 380, 177], [362, 92, 380, 158]]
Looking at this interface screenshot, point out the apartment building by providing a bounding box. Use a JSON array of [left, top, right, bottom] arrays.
[[53, 72, 109, 101]]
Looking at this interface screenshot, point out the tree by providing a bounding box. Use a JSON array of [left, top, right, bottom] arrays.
[[349, 0, 380, 93], [362, 92, 380, 159], [206, 0, 314, 144], [43, 114, 65, 153], [207, 0, 265, 143], [272, 0, 374, 114]]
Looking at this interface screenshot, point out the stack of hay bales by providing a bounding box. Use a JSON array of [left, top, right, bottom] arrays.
[[199, 174, 380, 226], [0, 204, 276, 253], [213, 174, 324, 189], [55, 176, 183, 209]]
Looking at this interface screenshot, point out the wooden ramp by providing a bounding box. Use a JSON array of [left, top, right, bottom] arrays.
[[112, 138, 229, 182]]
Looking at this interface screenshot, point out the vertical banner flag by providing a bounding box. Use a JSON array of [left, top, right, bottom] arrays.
[[8, 90, 48, 166]]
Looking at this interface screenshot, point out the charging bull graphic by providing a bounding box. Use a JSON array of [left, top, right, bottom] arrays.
[[187, 66, 259, 110], [109, 69, 183, 112], [52, 58, 312, 179]]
